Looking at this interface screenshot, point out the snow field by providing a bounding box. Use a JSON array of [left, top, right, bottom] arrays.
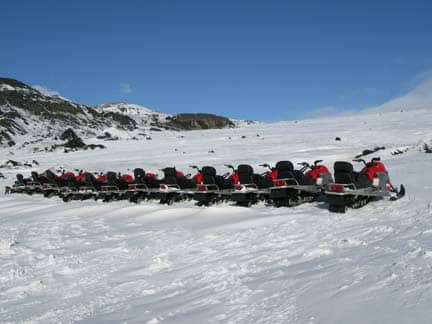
[[1, 109, 432, 323]]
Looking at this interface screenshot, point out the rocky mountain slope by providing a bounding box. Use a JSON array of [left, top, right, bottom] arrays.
[[0, 78, 236, 147]]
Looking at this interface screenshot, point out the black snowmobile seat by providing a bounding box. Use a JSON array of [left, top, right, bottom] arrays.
[[237, 164, 254, 184], [134, 168, 146, 182], [45, 170, 60, 185], [334, 161, 371, 188], [334, 161, 355, 184], [45, 170, 56, 180], [163, 167, 177, 178], [275, 160, 294, 179], [31, 171, 39, 182], [84, 173, 97, 185], [16, 174, 24, 183], [201, 166, 217, 185], [66, 175, 79, 189], [106, 171, 118, 185], [275, 161, 294, 171], [202, 166, 217, 177], [162, 167, 178, 185]]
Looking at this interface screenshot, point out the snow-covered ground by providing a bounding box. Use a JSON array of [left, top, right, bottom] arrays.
[[1, 109, 432, 323]]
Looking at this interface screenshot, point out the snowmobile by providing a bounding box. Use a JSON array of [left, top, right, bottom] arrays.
[[96, 171, 134, 202], [126, 168, 163, 203], [268, 160, 333, 207], [9, 173, 35, 194], [230, 164, 273, 207], [40, 169, 68, 198], [192, 165, 235, 206], [60, 172, 102, 202], [12, 171, 46, 195], [158, 167, 197, 205], [324, 157, 405, 213]]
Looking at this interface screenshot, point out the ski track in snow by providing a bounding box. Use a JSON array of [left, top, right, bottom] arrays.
[[1, 110, 432, 323]]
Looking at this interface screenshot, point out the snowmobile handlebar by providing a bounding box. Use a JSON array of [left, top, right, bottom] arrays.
[[259, 163, 272, 170], [353, 157, 381, 166], [298, 162, 310, 173], [224, 164, 235, 171], [353, 158, 367, 165]]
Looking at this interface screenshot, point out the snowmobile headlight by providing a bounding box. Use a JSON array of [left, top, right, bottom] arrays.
[[316, 177, 323, 185], [372, 177, 380, 187]]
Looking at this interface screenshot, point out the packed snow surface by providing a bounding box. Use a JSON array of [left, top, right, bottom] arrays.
[[1, 109, 432, 323]]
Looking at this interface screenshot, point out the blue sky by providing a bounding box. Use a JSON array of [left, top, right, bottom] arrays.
[[1, 1, 432, 121]]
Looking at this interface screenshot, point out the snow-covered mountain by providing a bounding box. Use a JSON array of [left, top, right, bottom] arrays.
[[0, 78, 236, 147], [367, 78, 432, 112], [0, 78, 137, 146], [96, 102, 171, 128]]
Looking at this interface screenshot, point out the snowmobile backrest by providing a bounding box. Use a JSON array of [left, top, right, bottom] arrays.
[[107, 171, 117, 179], [202, 166, 216, 177], [334, 161, 355, 184], [85, 173, 96, 184], [162, 167, 178, 185], [134, 168, 146, 180], [275, 161, 294, 171], [201, 166, 217, 185], [334, 161, 354, 174], [238, 164, 253, 175], [163, 167, 177, 178], [275, 160, 294, 179], [107, 171, 118, 184], [31, 171, 39, 181], [45, 169, 56, 180], [237, 164, 254, 184]]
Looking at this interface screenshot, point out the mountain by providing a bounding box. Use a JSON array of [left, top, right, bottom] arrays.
[[96, 103, 236, 130], [96, 102, 171, 129], [0, 78, 137, 146], [366, 78, 432, 112], [0, 77, 236, 147]]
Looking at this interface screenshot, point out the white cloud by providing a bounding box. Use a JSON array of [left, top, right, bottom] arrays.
[[32, 84, 61, 97], [120, 83, 132, 94]]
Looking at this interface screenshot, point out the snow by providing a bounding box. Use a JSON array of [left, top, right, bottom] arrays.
[[366, 78, 432, 112], [1, 108, 432, 323], [0, 84, 16, 91], [96, 103, 171, 129]]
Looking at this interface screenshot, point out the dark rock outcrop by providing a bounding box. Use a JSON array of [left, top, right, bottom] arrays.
[[165, 113, 235, 130]]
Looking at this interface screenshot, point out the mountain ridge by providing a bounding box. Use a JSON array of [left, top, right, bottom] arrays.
[[0, 77, 237, 146]]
